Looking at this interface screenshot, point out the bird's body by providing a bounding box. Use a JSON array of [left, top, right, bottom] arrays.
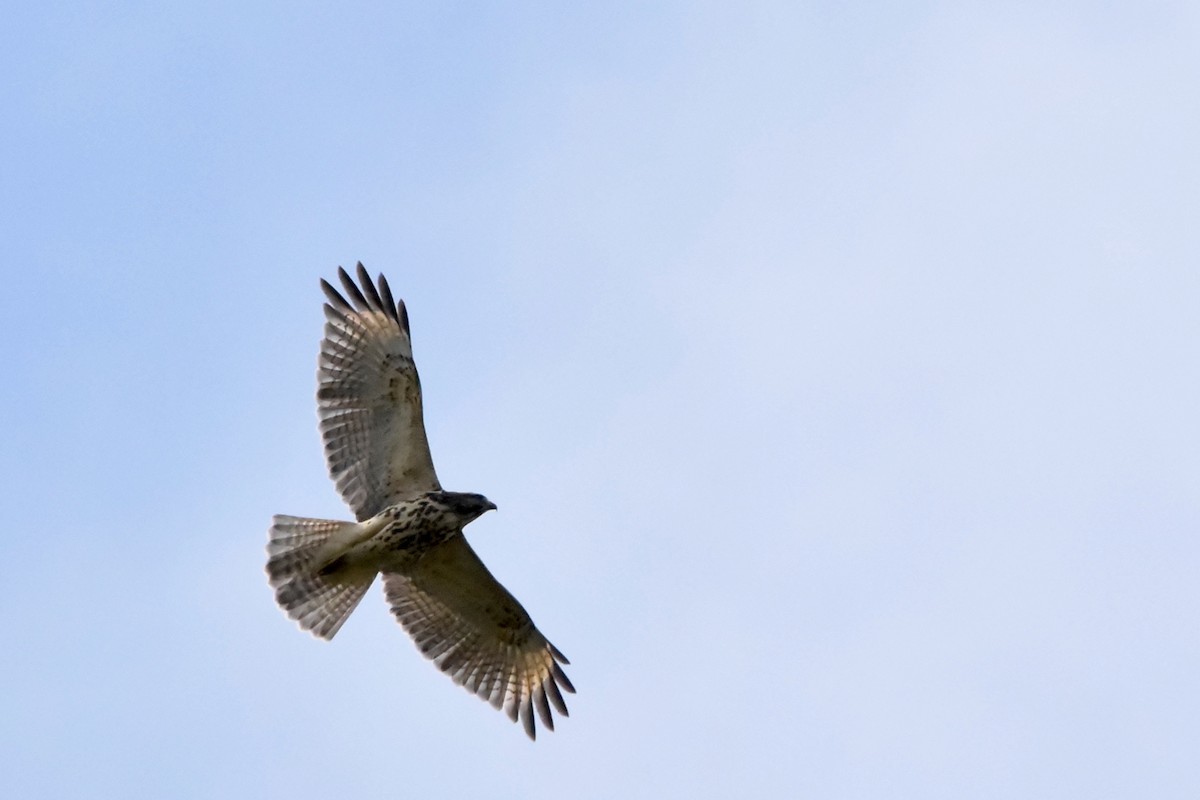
[[266, 265, 573, 739], [343, 493, 496, 572]]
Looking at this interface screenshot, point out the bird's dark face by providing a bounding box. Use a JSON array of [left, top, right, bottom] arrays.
[[431, 491, 497, 524]]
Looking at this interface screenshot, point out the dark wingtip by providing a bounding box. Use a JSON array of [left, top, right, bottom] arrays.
[[356, 262, 385, 311], [533, 685, 555, 732], [551, 661, 576, 694], [521, 695, 536, 740], [337, 265, 370, 310], [398, 299, 411, 335], [320, 278, 350, 310], [377, 273, 399, 323], [545, 675, 569, 716]]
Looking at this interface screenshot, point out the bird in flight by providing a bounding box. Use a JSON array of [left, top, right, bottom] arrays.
[[266, 263, 573, 739]]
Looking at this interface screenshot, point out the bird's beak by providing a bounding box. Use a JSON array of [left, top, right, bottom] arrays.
[[485, 500, 498, 512]]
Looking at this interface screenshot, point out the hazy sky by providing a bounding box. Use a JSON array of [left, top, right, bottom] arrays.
[[3, 2, 1198, 797]]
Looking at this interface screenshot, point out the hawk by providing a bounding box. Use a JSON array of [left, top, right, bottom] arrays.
[[266, 264, 573, 739]]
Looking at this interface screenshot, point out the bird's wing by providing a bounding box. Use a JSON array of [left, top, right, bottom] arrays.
[[318, 263, 441, 520], [382, 536, 574, 740]]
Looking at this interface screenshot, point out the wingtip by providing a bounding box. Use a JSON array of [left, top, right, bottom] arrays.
[[355, 263, 385, 311], [377, 273, 399, 323], [325, 264, 407, 329], [398, 298, 411, 335], [551, 661, 576, 694], [520, 694, 536, 740], [545, 674, 569, 716], [320, 278, 348, 310], [337, 265, 370, 310], [533, 685, 555, 732]]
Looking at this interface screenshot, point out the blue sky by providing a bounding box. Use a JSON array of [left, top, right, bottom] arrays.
[[3, 2, 1198, 797]]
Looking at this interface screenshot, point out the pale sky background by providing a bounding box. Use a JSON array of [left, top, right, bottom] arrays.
[[2, 2, 1198, 798]]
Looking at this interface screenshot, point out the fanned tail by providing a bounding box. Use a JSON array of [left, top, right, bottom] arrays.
[[266, 515, 375, 640]]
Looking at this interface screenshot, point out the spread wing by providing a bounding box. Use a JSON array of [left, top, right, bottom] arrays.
[[382, 536, 575, 740], [318, 264, 441, 520]]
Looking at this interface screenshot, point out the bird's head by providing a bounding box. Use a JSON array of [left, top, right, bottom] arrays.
[[433, 491, 498, 525]]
